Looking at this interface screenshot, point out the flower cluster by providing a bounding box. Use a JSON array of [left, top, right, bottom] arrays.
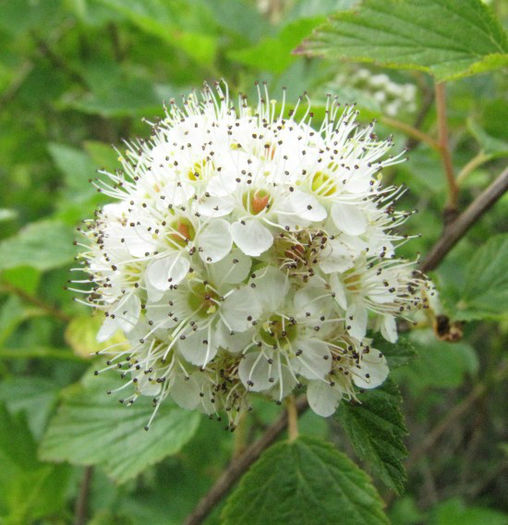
[[75, 82, 429, 429], [331, 68, 417, 117]]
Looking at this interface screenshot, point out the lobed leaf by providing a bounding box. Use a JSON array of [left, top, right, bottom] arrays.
[[298, 0, 508, 82]]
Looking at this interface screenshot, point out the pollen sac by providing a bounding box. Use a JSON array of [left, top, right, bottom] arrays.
[[75, 81, 432, 428]]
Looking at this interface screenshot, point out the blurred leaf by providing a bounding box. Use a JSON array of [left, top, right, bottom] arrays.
[[39, 371, 201, 483], [0, 220, 76, 272], [393, 332, 478, 391], [48, 143, 98, 203], [430, 498, 508, 525], [0, 296, 31, 346], [298, 0, 508, 82], [0, 266, 40, 294], [0, 0, 62, 36], [467, 119, 508, 158], [389, 495, 426, 525], [0, 377, 59, 439], [84, 141, 121, 172], [222, 436, 389, 525], [0, 403, 70, 523], [0, 209, 17, 222], [337, 379, 408, 494], [456, 234, 508, 320], [288, 0, 358, 21], [65, 315, 127, 358], [228, 17, 325, 74], [97, 0, 218, 65]]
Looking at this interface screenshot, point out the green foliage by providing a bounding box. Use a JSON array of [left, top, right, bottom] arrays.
[[222, 436, 389, 525], [0, 404, 70, 524], [0, 220, 76, 271], [455, 234, 508, 321], [337, 379, 408, 494], [39, 371, 201, 483], [299, 0, 508, 81]]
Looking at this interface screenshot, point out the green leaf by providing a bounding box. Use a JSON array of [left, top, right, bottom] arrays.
[[0, 209, 17, 222], [430, 497, 508, 525], [84, 141, 121, 172], [97, 0, 218, 65], [222, 436, 389, 525], [0, 220, 77, 272], [298, 0, 508, 82], [39, 371, 201, 483], [0, 404, 70, 523], [374, 335, 416, 369], [0, 377, 59, 439], [393, 332, 478, 391], [456, 234, 508, 320], [337, 379, 408, 494], [467, 119, 508, 159], [48, 143, 98, 203], [228, 17, 325, 74]]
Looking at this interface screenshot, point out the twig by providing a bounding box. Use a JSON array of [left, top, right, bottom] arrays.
[[0, 282, 72, 322], [286, 395, 299, 441], [421, 166, 508, 272], [456, 151, 492, 186], [435, 82, 458, 214], [74, 466, 93, 525], [381, 115, 440, 151], [183, 396, 308, 525]]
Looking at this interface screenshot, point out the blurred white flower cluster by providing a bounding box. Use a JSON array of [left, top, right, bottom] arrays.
[[75, 82, 429, 428], [333, 68, 417, 117]]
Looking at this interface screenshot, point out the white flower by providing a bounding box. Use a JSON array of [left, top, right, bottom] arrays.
[[75, 81, 430, 428]]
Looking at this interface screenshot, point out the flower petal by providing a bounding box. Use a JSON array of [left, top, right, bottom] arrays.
[[291, 339, 331, 380], [209, 248, 252, 285], [346, 300, 367, 340], [146, 253, 190, 290], [231, 219, 273, 257], [178, 328, 218, 366], [198, 219, 232, 263], [331, 202, 368, 235], [289, 190, 327, 222], [354, 350, 389, 389], [222, 286, 261, 332], [307, 381, 341, 417], [239, 351, 275, 392], [381, 315, 398, 343]]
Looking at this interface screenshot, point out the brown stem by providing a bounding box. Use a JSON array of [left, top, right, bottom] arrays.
[[286, 395, 299, 441], [421, 166, 508, 272], [74, 466, 93, 525], [183, 396, 308, 525], [0, 282, 71, 322], [381, 116, 440, 151], [435, 82, 458, 213]]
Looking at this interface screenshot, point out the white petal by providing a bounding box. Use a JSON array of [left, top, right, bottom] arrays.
[[381, 315, 398, 343], [222, 287, 261, 332], [329, 274, 348, 310], [97, 316, 118, 343], [250, 266, 288, 311], [346, 301, 367, 340], [122, 226, 157, 258], [209, 248, 252, 285], [115, 294, 140, 333], [231, 220, 273, 257], [170, 373, 200, 411], [146, 253, 190, 290], [269, 362, 297, 402], [195, 195, 235, 218], [216, 323, 254, 353], [354, 350, 389, 389], [289, 190, 327, 222], [178, 328, 218, 366], [136, 375, 162, 396], [291, 339, 331, 380], [307, 381, 341, 417], [319, 238, 355, 274], [239, 352, 275, 392], [198, 219, 232, 263], [331, 202, 368, 235]]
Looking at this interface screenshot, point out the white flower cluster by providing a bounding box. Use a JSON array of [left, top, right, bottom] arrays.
[[333, 68, 417, 117], [76, 82, 429, 429]]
